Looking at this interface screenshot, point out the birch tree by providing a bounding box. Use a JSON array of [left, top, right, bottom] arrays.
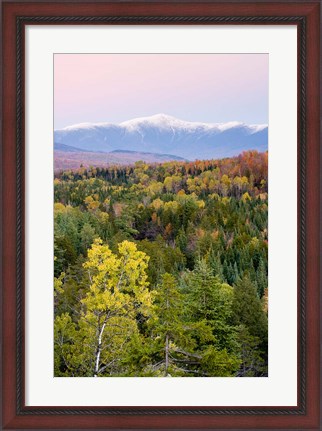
[[55, 238, 152, 377]]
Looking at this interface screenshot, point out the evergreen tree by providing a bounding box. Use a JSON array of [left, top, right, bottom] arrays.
[[149, 273, 213, 376], [232, 274, 268, 370], [256, 257, 268, 297], [209, 249, 224, 280], [235, 325, 267, 377], [184, 260, 239, 354]]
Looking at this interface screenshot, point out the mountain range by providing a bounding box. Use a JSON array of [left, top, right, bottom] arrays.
[[54, 114, 268, 164]]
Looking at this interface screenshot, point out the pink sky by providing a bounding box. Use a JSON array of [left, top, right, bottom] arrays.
[[54, 54, 268, 129]]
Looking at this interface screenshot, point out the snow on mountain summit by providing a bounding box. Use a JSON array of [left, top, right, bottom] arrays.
[[59, 114, 266, 134], [120, 114, 214, 132], [54, 114, 268, 160], [61, 121, 114, 131], [119, 114, 259, 133]]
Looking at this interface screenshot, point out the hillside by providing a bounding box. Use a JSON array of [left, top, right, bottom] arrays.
[[54, 151, 268, 378], [54, 147, 186, 170]]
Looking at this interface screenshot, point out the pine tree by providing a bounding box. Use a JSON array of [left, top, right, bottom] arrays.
[[232, 274, 268, 366], [149, 273, 213, 376], [235, 325, 266, 377], [184, 260, 238, 353], [150, 273, 185, 376], [80, 222, 97, 254], [256, 257, 267, 297], [209, 249, 224, 280]]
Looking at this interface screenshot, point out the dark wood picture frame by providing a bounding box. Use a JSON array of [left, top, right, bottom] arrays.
[[1, 1, 320, 429]]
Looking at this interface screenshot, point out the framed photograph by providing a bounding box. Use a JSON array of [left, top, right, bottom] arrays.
[[2, 1, 320, 429]]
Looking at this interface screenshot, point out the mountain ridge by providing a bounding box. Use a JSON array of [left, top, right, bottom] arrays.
[[54, 114, 268, 160]]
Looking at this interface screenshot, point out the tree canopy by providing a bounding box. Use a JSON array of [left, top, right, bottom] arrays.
[[54, 151, 268, 377]]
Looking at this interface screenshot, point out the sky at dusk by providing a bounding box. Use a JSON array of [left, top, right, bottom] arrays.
[[54, 54, 268, 130]]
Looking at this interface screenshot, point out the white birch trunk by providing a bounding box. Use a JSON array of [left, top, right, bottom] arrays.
[[93, 322, 106, 377]]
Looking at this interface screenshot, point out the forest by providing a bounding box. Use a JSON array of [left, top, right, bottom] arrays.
[[54, 150, 268, 377]]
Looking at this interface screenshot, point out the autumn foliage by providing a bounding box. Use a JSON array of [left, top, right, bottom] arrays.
[[54, 151, 268, 377]]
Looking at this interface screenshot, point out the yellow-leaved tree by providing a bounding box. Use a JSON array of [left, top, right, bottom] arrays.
[[54, 239, 152, 377]]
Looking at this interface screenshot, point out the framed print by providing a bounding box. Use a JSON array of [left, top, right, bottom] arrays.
[[1, 1, 320, 429]]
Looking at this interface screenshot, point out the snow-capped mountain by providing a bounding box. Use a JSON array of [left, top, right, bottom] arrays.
[[54, 114, 268, 160]]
